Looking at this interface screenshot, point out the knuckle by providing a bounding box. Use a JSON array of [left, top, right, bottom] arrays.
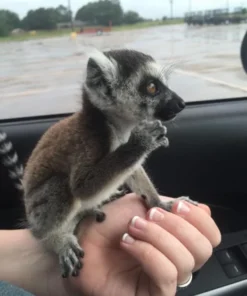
[[204, 242, 213, 260], [197, 239, 213, 265], [141, 245, 154, 262], [162, 125, 167, 133], [162, 137, 169, 147], [203, 205, 211, 215], [212, 229, 222, 248], [157, 120, 162, 127], [164, 264, 178, 286], [176, 252, 195, 278], [182, 254, 195, 273]]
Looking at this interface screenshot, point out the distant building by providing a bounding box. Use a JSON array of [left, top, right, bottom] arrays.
[[56, 20, 88, 29]]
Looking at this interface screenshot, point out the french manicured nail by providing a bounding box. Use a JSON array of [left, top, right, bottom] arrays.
[[149, 208, 164, 221], [131, 216, 147, 229], [177, 201, 190, 214], [122, 233, 135, 244]]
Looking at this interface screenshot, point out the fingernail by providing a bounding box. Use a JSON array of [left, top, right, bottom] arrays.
[[149, 208, 164, 221], [122, 233, 135, 244], [177, 201, 190, 214], [131, 216, 147, 230]]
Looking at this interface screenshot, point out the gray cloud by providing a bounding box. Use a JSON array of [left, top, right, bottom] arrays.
[[1, 0, 246, 19]]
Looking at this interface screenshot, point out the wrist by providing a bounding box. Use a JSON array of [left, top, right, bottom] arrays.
[[0, 230, 69, 296]]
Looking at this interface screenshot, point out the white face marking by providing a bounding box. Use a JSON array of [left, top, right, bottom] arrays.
[[88, 50, 117, 82], [145, 61, 167, 85]]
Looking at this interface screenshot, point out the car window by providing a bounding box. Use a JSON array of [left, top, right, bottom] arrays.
[[0, 0, 247, 119]]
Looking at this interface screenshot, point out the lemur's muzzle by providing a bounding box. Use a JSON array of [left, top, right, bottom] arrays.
[[154, 92, 186, 121]]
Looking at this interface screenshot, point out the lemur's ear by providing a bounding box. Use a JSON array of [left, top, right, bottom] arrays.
[[86, 51, 117, 86]]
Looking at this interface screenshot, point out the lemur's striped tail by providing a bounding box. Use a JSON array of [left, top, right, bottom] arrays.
[[0, 130, 24, 191]]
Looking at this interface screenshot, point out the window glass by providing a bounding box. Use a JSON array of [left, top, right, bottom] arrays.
[[0, 0, 246, 119]]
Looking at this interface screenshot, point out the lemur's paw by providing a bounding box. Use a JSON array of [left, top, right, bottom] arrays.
[[131, 120, 169, 153], [59, 235, 84, 278]]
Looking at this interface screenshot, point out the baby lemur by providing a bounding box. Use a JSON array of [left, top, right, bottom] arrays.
[[23, 49, 196, 278]]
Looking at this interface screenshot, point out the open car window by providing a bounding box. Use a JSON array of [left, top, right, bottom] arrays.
[[0, 0, 247, 120]]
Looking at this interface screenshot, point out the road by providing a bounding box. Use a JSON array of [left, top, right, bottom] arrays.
[[0, 23, 247, 119]]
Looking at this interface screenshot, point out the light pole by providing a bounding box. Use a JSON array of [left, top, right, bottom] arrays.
[[226, 0, 229, 12], [188, 0, 192, 12], [68, 0, 74, 31], [170, 0, 173, 19]]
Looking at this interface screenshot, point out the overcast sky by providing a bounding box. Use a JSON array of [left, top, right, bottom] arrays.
[[1, 0, 246, 19]]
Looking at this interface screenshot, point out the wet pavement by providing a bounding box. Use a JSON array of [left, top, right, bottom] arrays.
[[0, 23, 247, 119]]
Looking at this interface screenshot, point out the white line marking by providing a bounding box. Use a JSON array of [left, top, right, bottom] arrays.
[[2, 88, 53, 98], [175, 69, 247, 92]]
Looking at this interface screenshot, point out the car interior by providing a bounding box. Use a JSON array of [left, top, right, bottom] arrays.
[[1, 97, 247, 296], [0, 31, 247, 296]]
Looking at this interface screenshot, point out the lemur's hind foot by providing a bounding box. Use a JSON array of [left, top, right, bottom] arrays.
[[157, 196, 199, 213]]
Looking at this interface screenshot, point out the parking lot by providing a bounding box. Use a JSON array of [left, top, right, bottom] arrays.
[[0, 23, 247, 119]]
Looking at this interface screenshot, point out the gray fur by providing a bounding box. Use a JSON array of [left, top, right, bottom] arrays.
[[126, 166, 164, 208], [23, 49, 196, 278]]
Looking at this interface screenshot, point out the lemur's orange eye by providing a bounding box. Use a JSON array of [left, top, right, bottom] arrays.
[[147, 82, 157, 95]]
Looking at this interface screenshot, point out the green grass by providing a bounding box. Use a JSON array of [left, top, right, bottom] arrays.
[[0, 20, 184, 43], [0, 28, 73, 42]]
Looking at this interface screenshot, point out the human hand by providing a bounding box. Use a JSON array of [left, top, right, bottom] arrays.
[[65, 194, 221, 296]]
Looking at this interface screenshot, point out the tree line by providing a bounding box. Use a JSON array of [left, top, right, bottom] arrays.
[[0, 0, 149, 37]]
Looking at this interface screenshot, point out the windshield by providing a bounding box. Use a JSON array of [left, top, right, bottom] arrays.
[[0, 0, 247, 119]]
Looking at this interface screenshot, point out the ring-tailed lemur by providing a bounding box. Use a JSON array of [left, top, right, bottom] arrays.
[[22, 49, 198, 278], [0, 131, 23, 191]]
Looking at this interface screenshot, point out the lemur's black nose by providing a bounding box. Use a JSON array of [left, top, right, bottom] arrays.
[[154, 92, 186, 121], [177, 99, 186, 111], [168, 92, 186, 114]]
